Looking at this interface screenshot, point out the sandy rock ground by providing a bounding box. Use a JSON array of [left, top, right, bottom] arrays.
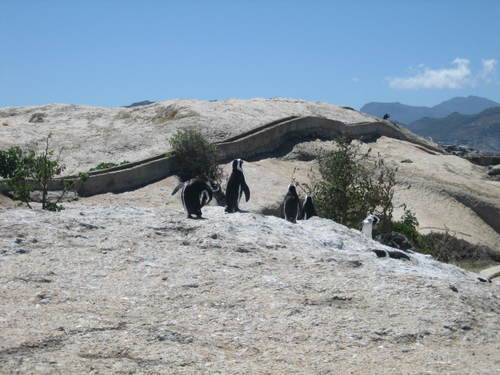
[[1, 203, 499, 375]]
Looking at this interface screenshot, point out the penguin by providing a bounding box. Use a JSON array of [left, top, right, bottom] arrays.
[[282, 184, 301, 223], [361, 214, 380, 238], [172, 178, 214, 219], [224, 159, 250, 213], [300, 195, 317, 220]]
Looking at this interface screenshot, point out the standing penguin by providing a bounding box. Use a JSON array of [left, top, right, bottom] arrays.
[[300, 195, 317, 220], [225, 159, 250, 213], [282, 184, 301, 223], [361, 214, 380, 238], [172, 178, 214, 219]]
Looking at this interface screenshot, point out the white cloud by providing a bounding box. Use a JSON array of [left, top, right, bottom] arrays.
[[388, 58, 471, 90], [479, 59, 497, 82], [352, 77, 360, 82]]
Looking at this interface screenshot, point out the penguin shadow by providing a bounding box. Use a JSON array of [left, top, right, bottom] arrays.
[[224, 209, 251, 214], [187, 216, 208, 220]]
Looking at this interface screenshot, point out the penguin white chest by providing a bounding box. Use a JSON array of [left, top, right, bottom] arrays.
[[362, 221, 373, 238]]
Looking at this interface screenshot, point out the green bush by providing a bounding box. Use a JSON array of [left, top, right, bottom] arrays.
[[310, 138, 396, 230], [78, 172, 89, 182], [390, 209, 420, 243], [1, 135, 79, 211], [168, 129, 222, 183], [400, 208, 419, 229], [0, 146, 24, 179]]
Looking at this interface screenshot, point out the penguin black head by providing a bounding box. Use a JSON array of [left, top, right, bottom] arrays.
[[288, 184, 298, 196], [232, 159, 244, 172], [363, 214, 380, 225]]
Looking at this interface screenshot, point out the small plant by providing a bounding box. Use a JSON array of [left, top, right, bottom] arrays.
[[168, 129, 222, 183], [45, 202, 65, 212], [385, 208, 430, 252], [309, 138, 396, 230], [0, 146, 24, 178], [89, 161, 129, 171], [400, 207, 419, 229], [0, 135, 80, 211], [78, 173, 89, 182]]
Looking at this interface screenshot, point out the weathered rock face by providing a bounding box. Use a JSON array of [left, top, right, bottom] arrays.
[[0, 98, 378, 174], [1, 205, 499, 374]]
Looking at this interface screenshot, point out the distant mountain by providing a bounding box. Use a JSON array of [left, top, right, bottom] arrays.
[[361, 96, 499, 124], [433, 96, 500, 115], [360, 102, 445, 124], [407, 107, 500, 154], [125, 100, 155, 108]]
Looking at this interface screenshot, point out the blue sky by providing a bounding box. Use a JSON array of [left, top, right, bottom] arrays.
[[1, 1, 499, 109]]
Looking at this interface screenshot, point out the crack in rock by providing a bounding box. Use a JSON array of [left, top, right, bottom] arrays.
[[0, 322, 127, 359]]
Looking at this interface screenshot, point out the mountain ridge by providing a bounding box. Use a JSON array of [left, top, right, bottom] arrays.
[[361, 95, 499, 124], [407, 106, 500, 154]]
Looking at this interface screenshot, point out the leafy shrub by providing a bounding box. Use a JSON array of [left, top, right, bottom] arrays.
[[168, 129, 222, 183], [310, 138, 396, 230], [400, 208, 419, 229], [1, 135, 78, 211], [0, 146, 24, 178]]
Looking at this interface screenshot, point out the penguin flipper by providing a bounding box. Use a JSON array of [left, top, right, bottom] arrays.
[[205, 184, 213, 205], [171, 182, 185, 196], [242, 182, 250, 202], [298, 200, 304, 220], [200, 188, 212, 207]]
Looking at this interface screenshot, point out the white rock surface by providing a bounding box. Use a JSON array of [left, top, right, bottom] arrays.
[[0, 98, 374, 174], [0, 204, 499, 374]]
